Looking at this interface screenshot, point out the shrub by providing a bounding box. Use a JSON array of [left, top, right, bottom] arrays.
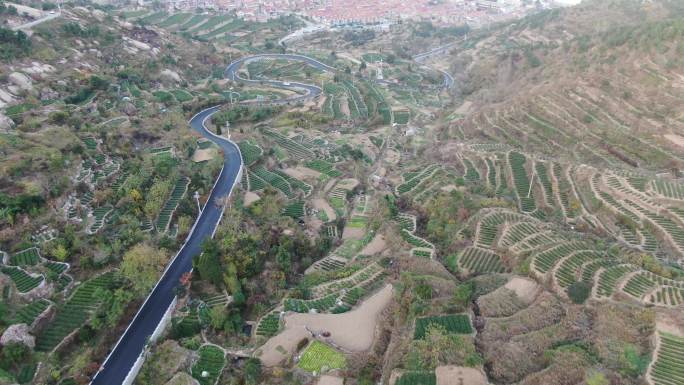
[[567, 281, 591, 304]]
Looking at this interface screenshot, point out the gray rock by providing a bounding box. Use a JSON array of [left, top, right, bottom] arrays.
[[0, 323, 35, 348]]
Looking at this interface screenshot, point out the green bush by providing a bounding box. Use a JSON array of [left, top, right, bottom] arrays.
[[567, 281, 591, 304]]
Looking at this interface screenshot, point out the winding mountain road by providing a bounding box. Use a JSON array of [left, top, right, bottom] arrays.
[[90, 50, 452, 385], [90, 55, 336, 385]]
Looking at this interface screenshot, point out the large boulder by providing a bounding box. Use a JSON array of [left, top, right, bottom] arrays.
[[0, 113, 14, 131], [0, 324, 35, 348], [8, 72, 32, 91], [160, 69, 182, 84]]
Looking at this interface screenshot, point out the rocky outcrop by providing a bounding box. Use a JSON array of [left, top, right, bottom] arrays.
[[0, 113, 15, 131], [9, 72, 33, 91], [160, 69, 182, 84], [0, 323, 35, 348]]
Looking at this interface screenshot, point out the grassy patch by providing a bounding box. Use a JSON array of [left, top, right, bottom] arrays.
[[298, 341, 346, 372]]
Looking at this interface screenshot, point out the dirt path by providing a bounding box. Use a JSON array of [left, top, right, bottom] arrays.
[[313, 198, 336, 222], [256, 284, 394, 366], [360, 234, 387, 255]]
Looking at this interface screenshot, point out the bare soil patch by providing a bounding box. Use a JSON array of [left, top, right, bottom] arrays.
[[244, 192, 260, 207], [504, 277, 541, 304], [256, 284, 394, 366], [284, 166, 321, 180], [312, 198, 336, 221], [360, 234, 387, 255], [436, 366, 488, 385], [664, 134, 684, 148], [192, 148, 215, 163], [385, 149, 400, 165], [317, 375, 345, 385], [342, 226, 365, 240], [336, 178, 359, 191]]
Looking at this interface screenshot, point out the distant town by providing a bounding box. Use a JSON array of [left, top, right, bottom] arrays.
[[156, 0, 570, 26]]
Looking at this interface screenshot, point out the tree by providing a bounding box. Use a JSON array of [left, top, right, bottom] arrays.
[[50, 243, 68, 262], [120, 243, 169, 296], [567, 281, 591, 304], [195, 238, 223, 287], [144, 178, 172, 218], [208, 306, 228, 331], [243, 358, 262, 385]]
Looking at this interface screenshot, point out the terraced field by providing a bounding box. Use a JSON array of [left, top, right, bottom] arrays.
[[1, 267, 44, 293], [457, 247, 505, 274], [191, 345, 226, 385], [650, 332, 684, 385], [36, 273, 117, 352], [414, 314, 472, 339], [14, 299, 51, 324], [156, 177, 189, 232], [508, 152, 536, 212], [262, 129, 314, 160], [298, 341, 346, 372], [9, 248, 40, 266]]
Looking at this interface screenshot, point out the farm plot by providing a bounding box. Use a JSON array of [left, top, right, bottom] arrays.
[[650, 179, 684, 200], [283, 201, 305, 219], [156, 12, 193, 28], [396, 165, 440, 194], [553, 163, 578, 218], [649, 286, 684, 306], [284, 294, 337, 313], [262, 129, 313, 159], [499, 222, 541, 247], [396, 372, 436, 385], [237, 141, 263, 165], [36, 273, 116, 351], [508, 152, 536, 212], [298, 341, 346, 373], [400, 229, 433, 249], [191, 345, 226, 385], [553, 250, 602, 288], [532, 241, 590, 274], [88, 207, 113, 233], [622, 271, 659, 300], [393, 109, 411, 125], [274, 170, 312, 196], [9, 248, 40, 266], [252, 166, 294, 198], [247, 171, 267, 192], [1, 267, 43, 293], [156, 177, 189, 232], [485, 158, 497, 187], [256, 311, 281, 337], [457, 247, 505, 274], [178, 14, 210, 30], [305, 160, 342, 178], [596, 265, 637, 298], [462, 158, 480, 182], [341, 80, 368, 118], [535, 161, 555, 205], [366, 83, 391, 125], [14, 299, 51, 324], [649, 332, 684, 385], [414, 314, 472, 339]]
